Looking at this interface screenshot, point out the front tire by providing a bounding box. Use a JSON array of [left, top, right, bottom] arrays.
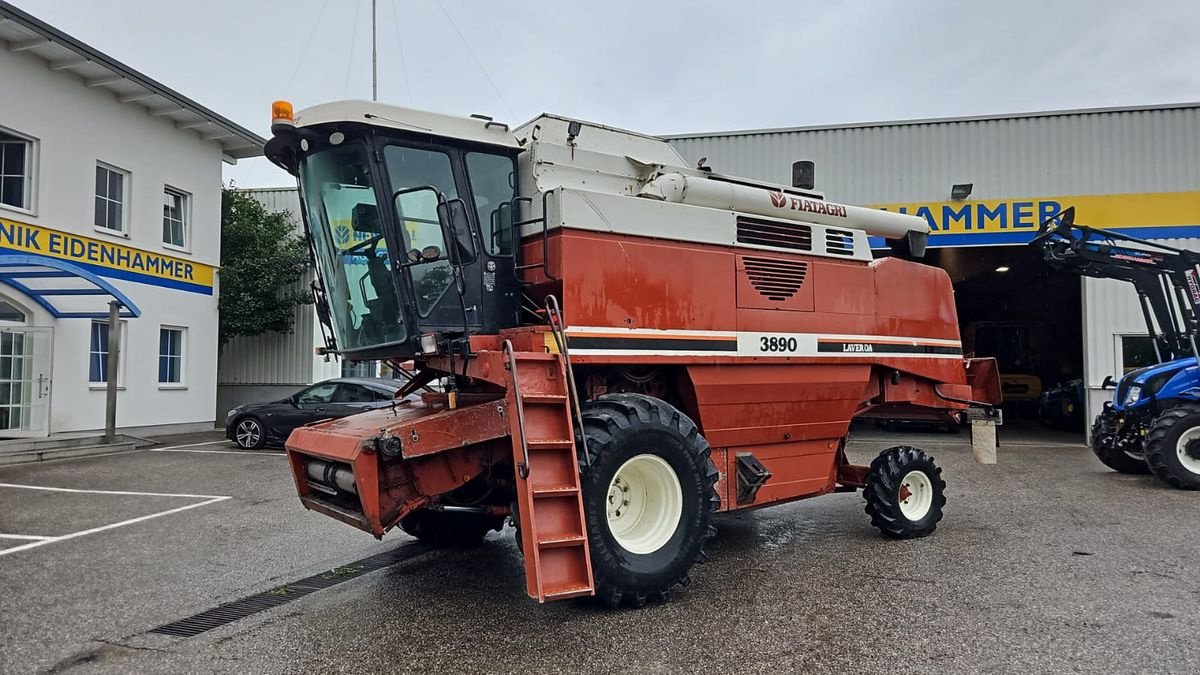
[[233, 416, 266, 449], [1144, 404, 1200, 490], [578, 394, 719, 607], [864, 446, 946, 539], [1091, 409, 1150, 474], [399, 510, 504, 546]]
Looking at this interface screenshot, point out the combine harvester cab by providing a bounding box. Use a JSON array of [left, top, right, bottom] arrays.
[[264, 100, 1002, 606]]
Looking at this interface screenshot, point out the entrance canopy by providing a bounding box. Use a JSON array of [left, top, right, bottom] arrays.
[[0, 254, 141, 319]]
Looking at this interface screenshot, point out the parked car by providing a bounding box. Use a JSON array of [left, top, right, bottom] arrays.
[[226, 377, 404, 449]]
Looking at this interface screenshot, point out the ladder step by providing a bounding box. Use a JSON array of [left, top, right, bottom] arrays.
[[532, 485, 579, 497], [527, 439, 575, 449], [538, 534, 587, 549], [542, 584, 594, 601], [521, 393, 568, 404]]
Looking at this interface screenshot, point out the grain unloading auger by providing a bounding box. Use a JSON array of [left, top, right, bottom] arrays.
[[264, 99, 1002, 605]]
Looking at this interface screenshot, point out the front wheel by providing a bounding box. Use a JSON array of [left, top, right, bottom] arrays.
[[1144, 405, 1200, 490], [399, 509, 504, 546], [578, 394, 719, 607], [233, 416, 266, 449], [864, 446, 947, 539], [1090, 409, 1150, 474]]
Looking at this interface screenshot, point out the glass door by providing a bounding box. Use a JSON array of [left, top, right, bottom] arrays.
[[0, 327, 51, 438]]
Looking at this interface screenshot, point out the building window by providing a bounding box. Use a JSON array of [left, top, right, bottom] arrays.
[[95, 163, 128, 233], [0, 130, 33, 211], [158, 326, 184, 384], [163, 187, 188, 248], [1120, 335, 1159, 374], [88, 320, 123, 384]]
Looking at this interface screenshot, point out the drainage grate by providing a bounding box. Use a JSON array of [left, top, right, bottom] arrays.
[[149, 543, 429, 638]]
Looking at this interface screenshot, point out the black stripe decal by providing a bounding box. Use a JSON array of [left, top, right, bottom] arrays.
[[569, 336, 738, 352], [817, 341, 962, 355]]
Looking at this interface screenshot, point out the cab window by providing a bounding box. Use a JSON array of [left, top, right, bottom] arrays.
[[466, 152, 516, 255], [384, 145, 458, 316]]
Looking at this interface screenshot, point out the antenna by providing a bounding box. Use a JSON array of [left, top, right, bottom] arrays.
[[371, 0, 378, 101]]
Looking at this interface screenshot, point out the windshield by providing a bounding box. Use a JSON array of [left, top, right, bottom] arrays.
[[299, 143, 406, 351]]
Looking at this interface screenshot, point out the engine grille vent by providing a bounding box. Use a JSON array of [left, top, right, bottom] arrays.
[[825, 228, 856, 256], [737, 216, 813, 251], [743, 257, 809, 301]]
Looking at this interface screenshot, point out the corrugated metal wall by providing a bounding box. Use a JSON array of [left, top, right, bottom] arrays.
[[668, 105, 1200, 431], [217, 188, 321, 386], [667, 106, 1200, 203]]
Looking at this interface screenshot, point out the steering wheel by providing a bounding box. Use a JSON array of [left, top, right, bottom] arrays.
[[1031, 206, 1076, 245]]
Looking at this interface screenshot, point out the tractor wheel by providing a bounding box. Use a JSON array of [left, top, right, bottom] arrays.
[[399, 509, 504, 547], [578, 394, 719, 607], [1144, 405, 1200, 490], [1090, 412, 1150, 474], [864, 446, 947, 539]]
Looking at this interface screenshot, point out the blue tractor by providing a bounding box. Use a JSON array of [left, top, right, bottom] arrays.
[[1033, 207, 1200, 489]]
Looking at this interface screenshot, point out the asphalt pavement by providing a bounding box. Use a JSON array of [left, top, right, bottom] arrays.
[[1, 430, 1197, 673]]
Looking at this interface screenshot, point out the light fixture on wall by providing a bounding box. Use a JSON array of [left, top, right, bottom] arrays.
[[995, 266, 1010, 273], [951, 183, 973, 200]]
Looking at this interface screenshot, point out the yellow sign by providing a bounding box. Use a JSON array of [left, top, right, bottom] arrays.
[[0, 216, 216, 294], [871, 191, 1200, 245]]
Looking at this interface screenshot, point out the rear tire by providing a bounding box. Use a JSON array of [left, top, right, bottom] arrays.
[[864, 446, 946, 539], [399, 510, 504, 546], [1091, 411, 1150, 474], [1144, 404, 1200, 490], [578, 394, 719, 607]]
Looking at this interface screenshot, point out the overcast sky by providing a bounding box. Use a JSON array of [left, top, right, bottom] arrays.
[[13, 0, 1200, 187]]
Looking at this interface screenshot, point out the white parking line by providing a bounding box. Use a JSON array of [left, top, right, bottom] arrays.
[[0, 482, 230, 500], [0, 482, 231, 557], [0, 533, 53, 540], [149, 447, 284, 456], [148, 440, 231, 452]]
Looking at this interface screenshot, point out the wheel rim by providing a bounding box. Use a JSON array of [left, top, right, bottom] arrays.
[[1174, 427, 1200, 475], [605, 454, 683, 555], [236, 419, 261, 448], [897, 470, 934, 521]]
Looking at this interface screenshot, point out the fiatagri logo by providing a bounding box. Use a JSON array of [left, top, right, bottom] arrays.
[[768, 191, 848, 217]]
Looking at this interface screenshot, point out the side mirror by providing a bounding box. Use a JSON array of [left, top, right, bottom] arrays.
[[437, 198, 477, 265]]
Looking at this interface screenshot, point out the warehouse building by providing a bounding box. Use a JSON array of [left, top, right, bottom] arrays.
[[666, 103, 1200, 433], [0, 2, 262, 437], [217, 187, 339, 418]]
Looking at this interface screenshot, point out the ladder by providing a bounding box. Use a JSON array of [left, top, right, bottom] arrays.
[[502, 338, 594, 602]]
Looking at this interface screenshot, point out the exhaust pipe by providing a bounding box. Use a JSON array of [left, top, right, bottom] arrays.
[[305, 459, 358, 496]]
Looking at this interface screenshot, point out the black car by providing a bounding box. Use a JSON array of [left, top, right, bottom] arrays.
[[225, 377, 403, 449]]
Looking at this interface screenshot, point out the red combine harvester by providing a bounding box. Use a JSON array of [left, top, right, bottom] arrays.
[[264, 100, 1002, 606]]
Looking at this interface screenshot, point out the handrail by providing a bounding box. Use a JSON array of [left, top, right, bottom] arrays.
[[545, 295, 590, 470], [502, 339, 532, 479], [514, 190, 558, 281]]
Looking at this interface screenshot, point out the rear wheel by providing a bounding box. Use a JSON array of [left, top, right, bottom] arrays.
[[233, 416, 266, 449], [864, 446, 946, 539], [578, 394, 719, 607], [399, 509, 504, 546], [1091, 410, 1150, 474], [1144, 405, 1200, 490]]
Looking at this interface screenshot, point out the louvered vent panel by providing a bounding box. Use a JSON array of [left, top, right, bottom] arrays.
[[825, 228, 856, 256], [737, 217, 813, 251], [743, 257, 808, 301]]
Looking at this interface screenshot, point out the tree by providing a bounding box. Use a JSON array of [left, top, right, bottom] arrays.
[[219, 188, 312, 344]]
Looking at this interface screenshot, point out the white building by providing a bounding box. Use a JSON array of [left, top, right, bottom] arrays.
[[665, 103, 1200, 433], [0, 2, 262, 437]]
